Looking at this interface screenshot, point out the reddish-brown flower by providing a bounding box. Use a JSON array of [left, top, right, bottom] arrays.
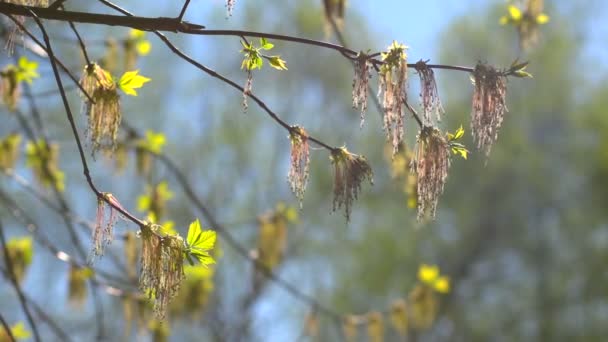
[[288, 126, 310, 206], [411, 127, 450, 220], [471, 63, 508, 157], [352, 52, 372, 126], [90, 194, 118, 260], [415, 61, 444, 125]]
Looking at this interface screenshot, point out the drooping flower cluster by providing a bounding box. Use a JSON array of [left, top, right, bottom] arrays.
[[4, 236, 33, 284], [90, 193, 119, 260], [331, 147, 373, 221], [1, 56, 40, 111], [378, 41, 408, 155], [80, 63, 121, 156], [140, 224, 185, 319], [352, 52, 372, 125], [25, 139, 65, 192], [390, 299, 408, 337], [471, 62, 508, 157], [415, 60, 444, 125], [287, 126, 310, 206], [409, 264, 450, 330], [0, 133, 21, 171], [367, 311, 384, 342], [242, 71, 253, 110], [68, 266, 93, 307], [411, 127, 450, 220]]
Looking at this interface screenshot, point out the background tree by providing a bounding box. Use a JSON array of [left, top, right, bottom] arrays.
[[0, 1, 607, 342]]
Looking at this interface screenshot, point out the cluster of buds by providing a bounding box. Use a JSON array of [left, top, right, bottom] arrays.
[[471, 62, 508, 157], [415, 60, 444, 126], [378, 41, 408, 155], [80, 63, 122, 156], [331, 147, 373, 221], [411, 127, 451, 220], [139, 224, 185, 319], [287, 126, 310, 206]]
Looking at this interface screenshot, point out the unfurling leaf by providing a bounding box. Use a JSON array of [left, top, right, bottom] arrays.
[[268, 56, 288, 70], [118, 70, 151, 96], [260, 38, 274, 50]]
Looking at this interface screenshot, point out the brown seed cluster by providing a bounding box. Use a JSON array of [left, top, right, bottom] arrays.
[[471, 63, 507, 157], [287, 126, 310, 206], [378, 42, 408, 155], [91, 196, 117, 260], [415, 61, 444, 126], [352, 52, 372, 126], [411, 127, 450, 220], [140, 225, 185, 319], [331, 147, 373, 222], [80, 63, 122, 156]]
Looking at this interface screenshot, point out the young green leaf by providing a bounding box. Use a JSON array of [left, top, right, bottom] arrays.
[[118, 70, 151, 96], [186, 219, 217, 265], [268, 56, 288, 71], [260, 38, 274, 50], [16, 56, 39, 84]]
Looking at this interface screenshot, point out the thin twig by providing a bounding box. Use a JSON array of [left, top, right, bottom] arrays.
[[5, 14, 95, 103], [177, 0, 191, 22], [65, 17, 92, 66], [0, 313, 15, 342]]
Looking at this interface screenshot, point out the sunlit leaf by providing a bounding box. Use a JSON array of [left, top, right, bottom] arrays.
[[16, 56, 39, 84], [118, 70, 150, 96], [260, 37, 274, 50]]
